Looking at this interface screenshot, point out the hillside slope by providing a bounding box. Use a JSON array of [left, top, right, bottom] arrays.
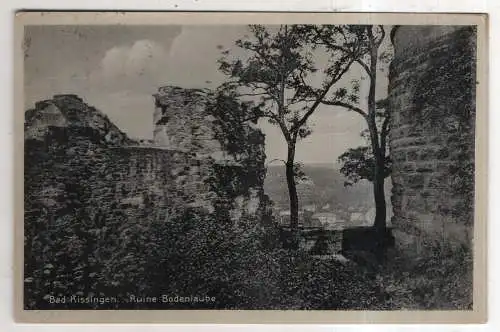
[[264, 164, 392, 220]]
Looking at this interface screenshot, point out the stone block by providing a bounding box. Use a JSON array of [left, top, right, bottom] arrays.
[[402, 162, 416, 172], [415, 161, 436, 173], [418, 148, 437, 161], [436, 146, 451, 159], [406, 173, 425, 189], [405, 149, 419, 161], [392, 151, 406, 163]]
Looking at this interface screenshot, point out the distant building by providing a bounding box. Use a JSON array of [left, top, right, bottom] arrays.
[[364, 208, 376, 225], [312, 213, 348, 231], [312, 212, 337, 225], [350, 212, 364, 223], [278, 210, 304, 226], [278, 210, 323, 228], [297, 178, 314, 185], [302, 204, 317, 213]]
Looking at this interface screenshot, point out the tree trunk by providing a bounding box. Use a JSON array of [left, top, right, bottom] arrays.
[[366, 26, 387, 232], [372, 150, 387, 230], [285, 142, 299, 249]]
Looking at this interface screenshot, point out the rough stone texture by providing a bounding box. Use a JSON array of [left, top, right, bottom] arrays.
[[153, 86, 223, 158], [25, 90, 268, 238], [25, 94, 134, 145], [152, 85, 267, 219], [24, 92, 271, 308], [388, 26, 476, 248]]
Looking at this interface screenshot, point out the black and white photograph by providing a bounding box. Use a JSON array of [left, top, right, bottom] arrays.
[[17, 12, 487, 322]]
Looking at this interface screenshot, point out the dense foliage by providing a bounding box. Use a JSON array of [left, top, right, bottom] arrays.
[[23, 25, 476, 311], [304, 26, 393, 229], [338, 146, 392, 187], [217, 24, 365, 234]]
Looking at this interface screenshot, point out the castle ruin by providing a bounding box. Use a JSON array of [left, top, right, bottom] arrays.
[[388, 26, 476, 249]]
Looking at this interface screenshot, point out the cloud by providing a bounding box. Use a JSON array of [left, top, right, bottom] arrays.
[[84, 39, 174, 139], [88, 26, 249, 93], [87, 28, 238, 93], [81, 27, 370, 162], [90, 39, 170, 93], [160, 25, 248, 88]]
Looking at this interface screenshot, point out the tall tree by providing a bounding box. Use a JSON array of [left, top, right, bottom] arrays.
[[218, 25, 362, 244], [337, 100, 392, 206], [303, 25, 391, 231]]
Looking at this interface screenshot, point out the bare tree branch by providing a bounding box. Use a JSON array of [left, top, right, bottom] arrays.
[[291, 57, 356, 132], [308, 26, 372, 77], [356, 58, 372, 77], [266, 158, 287, 166], [321, 100, 368, 119]]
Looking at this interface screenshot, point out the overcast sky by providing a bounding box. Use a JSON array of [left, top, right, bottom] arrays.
[[24, 25, 391, 165]]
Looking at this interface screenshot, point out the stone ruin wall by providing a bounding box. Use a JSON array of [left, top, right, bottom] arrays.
[[388, 26, 476, 249], [24, 88, 268, 234], [153, 86, 225, 158], [152, 85, 267, 221]]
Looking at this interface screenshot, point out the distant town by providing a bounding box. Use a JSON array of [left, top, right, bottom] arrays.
[[275, 204, 376, 230]]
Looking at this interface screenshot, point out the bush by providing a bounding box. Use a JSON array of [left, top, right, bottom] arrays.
[[373, 230, 473, 310]]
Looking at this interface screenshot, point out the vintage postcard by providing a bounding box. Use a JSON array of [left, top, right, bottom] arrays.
[[15, 12, 488, 323]]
